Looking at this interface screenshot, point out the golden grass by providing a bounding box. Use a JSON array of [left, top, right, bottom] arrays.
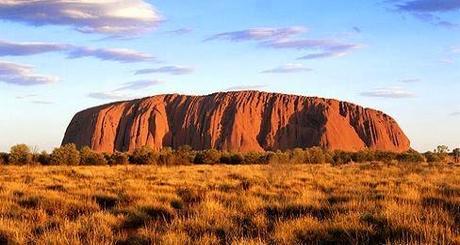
[[0, 162, 459, 244]]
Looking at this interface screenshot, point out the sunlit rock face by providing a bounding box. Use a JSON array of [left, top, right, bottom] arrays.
[[62, 91, 410, 153]]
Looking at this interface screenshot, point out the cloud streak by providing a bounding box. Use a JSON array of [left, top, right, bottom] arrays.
[[0, 0, 162, 36], [262, 39, 360, 59], [114, 80, 163, 91], [262, 63, 312, 73], [225, 85, 267, 91], [206, 26, 307, 42], [0, 40, 69, 56], [0, 60, 58, 86], [88, 92, 129, 100], [391, 0, 460, 28], [67, 47, 154, 63], [135, 66, 193, 75], [89, 80, 162, 100], [0, 39, 154, 63], [360, 87, 415, 98], [207, 26, 360, 60]]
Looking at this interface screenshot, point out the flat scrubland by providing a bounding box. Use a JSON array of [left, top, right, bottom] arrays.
[[0, 163, 459, 244]]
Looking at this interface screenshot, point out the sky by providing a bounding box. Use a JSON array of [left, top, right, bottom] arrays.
[[0, 0, 459, 152]]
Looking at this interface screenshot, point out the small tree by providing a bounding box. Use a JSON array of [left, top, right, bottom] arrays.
[[453, 148, 460, 163], [50, 144, 81, 165], [9, 144, 32, 165], [435, 145, 449, 154]]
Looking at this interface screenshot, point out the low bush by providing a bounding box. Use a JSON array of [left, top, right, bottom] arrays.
[[80, 147, 107, 165], [130, 146, 156, 165], [50, 144, 81, 165]]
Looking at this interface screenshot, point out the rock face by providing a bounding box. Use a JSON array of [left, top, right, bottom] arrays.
[[62, 91, 410, 153]]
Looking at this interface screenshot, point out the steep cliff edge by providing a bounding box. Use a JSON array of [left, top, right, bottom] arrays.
[[62, 91, 410, 153]]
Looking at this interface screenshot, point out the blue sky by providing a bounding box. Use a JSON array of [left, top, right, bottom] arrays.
[[0, 0, 459, 152]]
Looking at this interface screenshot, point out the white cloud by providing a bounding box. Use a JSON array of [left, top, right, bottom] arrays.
[[262, 63, 312, 73], [206, 26, 307, 41], [225, 85, 267, 91], [0, 0, 162, 36], [360, 87, 415, 98], [135, 66, 193, 75], [67, 47, 154, 63], [88, 92, 129, 100], [0, 60, 58, 86], [114, 80, 163, 91]]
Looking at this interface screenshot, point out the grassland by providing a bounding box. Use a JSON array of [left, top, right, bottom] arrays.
[[0, 162, 459, 244]]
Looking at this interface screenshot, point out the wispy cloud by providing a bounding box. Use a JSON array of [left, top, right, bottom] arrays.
[[225, 85, 267, 91], [166, 28, 192, 35], [390, 0, 460, 28], [401, 78, 421, 83], [114, 80, 162, 91], [135, 65, 193, 75], [360, 87, 415, 98], [206, 26, 307, 42], [67, 47, 154, 63], [31, 100, 54, 105], [88, 92, 129, 100], [0, 0, 162, 36], [0, 60, 58, 86], [450, 111, 460, 116], [262, 63, 312, 73], [16, 94, 37, 99], [0, 39, 155, 63], [0, 40, 69, 56], [262, 39, 360, 60], [89, 80, 163, 100], [207, 26, 360, 60]]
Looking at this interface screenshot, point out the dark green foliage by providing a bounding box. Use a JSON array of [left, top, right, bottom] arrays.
[[108, 151, 129, 165], [36, 151, 51, 165], [194, 149, 221, 164], [130, 146, 156, 165], [9, 144, 32, 165], [80, 146, 107, 165], [424, 151, 446, 163], [2, 143, 434, 166], [397, 150, 425, 163], [0, 152, 9, 165], [50, 144, 81, 165]]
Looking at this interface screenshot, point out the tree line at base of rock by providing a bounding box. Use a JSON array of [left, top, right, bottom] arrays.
[[0, 144, 458, 166]]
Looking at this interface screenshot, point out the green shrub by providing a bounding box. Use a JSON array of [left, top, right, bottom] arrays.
[[424, 151, 445, 163], [194, 149, 221, 164], [332, 150, 353, 164], [37, 151, 51, 165], [108, 151, 129, 165], [305, 147, 326, 164], [243, 152, 267, 164], [130, 146, 157, 165], [175, 145, 194, 164], [229, 153, 244, 164], [80, 146, 107, 165], [0, 152, 9, 165], [397, 150, 425, 163], [9, 144, 32, 165], [50, 144, 81, 165]]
